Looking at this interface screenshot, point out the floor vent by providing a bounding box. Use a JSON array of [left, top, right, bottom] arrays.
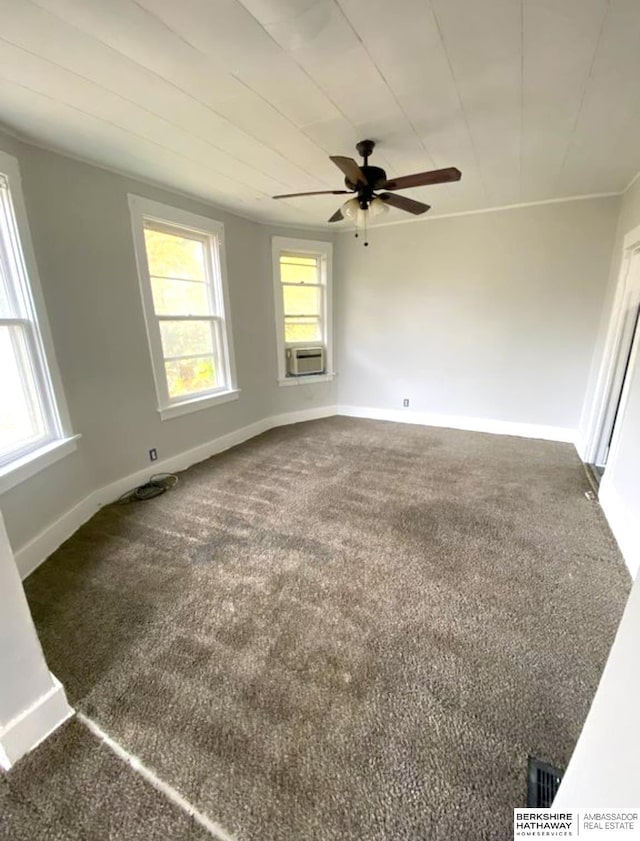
[[527, 756, 564, 808]]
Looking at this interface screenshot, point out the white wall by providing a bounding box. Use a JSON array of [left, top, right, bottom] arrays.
[[0, 130, 336, 556], [554, 563, 640, 807], [595, 177, 640, 576], [553, 179, 640, 805], [0, 130, 624, 568], [0, 510, 71, 769], [335, 199, 620, 433]]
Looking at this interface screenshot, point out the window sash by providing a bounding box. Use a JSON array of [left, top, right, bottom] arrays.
[[157, 314, 223, 362], [140, 220, 230, 406], [279, 257, 325, 350], [281, 282, 323, 320], [0, 177, 32, 320], [0, 173, 63, 466], [0, 318, 58, 466], [145, 225, 220, 317]]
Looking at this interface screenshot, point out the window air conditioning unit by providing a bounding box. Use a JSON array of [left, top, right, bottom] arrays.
[[287, 346, 325, 376]]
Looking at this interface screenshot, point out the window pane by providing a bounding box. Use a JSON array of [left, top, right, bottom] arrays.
[[284, 318, 321, 343], [0, 325, 47, 458], [280, 259, 318, 285], [282, 284, 320, 316], [0, 259, 12, 317], [281, 254, 317, 267], [144, 227, 206, 280], [165, 356, 218, 398], [151, 276, 210, 316], [159, 320, 214, 358]]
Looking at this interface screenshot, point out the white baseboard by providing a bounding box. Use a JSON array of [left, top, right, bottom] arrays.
[[270, 404, 339, 428], [14, 402, 578, 580], [14, 406, 338, 580], [15, 492, 102, 580], [337, 404, 578, 444], [574, 432, 588, 463], [599, 480, 639, 578], [0, 673, 73, 770], [93, 416, 274, 509]]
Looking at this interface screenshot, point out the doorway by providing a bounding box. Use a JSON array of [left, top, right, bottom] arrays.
[[584, 239, 640, 487]]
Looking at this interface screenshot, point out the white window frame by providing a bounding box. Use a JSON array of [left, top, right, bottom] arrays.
[[272, 237, 333, 386], [128, 195, 239, 421], [0, 150, 78, 495]]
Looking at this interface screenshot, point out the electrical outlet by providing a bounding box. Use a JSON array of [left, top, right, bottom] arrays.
[[403, 398, 410, 407], [149, 448, 158, 462]]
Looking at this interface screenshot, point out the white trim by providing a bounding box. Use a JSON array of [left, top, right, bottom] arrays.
[[578, 222, 640, 463], [623, 169, 640, 195], [159, 389, 240, 421], [277, 373, 335, 386], [77, 713, 236, 841], [598, 481, 640, 578], [269, 405, 338, 428], [0, 434, 80, 494], [14, 405, 338, 580], [0, 673, 73, 770], [0, 120, 332, 234], [128, 195, 238, 419], [271, 237, 333, 384], [0, 120, 633, 232], [0, 150, 77, 465], [337, 404, 577, 443], [334, 191, 621, 232], [14, 490, 103, 579]]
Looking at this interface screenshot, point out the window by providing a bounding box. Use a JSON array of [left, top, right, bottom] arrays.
[[272, 237, 333, 385], [0, 151, 76, 492], [129, 196, 238, 420]]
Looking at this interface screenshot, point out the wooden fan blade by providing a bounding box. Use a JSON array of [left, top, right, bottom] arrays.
[[330, 156, 367, 186], [328, 208, 344, 222], [273, 189, 352, 199], [379, 192, 431, 215], [378, 166, 461, 191]]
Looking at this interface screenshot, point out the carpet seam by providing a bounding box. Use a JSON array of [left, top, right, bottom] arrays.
[[76, 713, 237, 841]]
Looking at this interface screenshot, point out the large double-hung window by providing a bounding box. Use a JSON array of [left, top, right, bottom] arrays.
[[129, 196, 238, 420], [0, 151, 75, 492]]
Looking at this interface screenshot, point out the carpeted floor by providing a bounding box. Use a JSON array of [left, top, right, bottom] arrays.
[[8, 417, 631, 839], [0, 718, 211, 840]]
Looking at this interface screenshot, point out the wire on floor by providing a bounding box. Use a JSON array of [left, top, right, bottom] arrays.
[[117, 473, 179, 504]]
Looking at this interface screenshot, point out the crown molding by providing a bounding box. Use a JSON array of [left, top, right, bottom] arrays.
[[0, 121, 330, 234], [1, 119, 636, 233], [623, 169, 640, 194], [334, 190, 622, 233]]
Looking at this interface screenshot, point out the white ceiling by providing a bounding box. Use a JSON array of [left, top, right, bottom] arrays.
[[1, 0, 639, 228]]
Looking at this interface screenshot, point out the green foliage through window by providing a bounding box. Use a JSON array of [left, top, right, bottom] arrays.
[[143, 223, 223, 400]]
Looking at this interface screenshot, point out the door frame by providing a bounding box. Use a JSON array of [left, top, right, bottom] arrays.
[[581, 222, 640, 467]]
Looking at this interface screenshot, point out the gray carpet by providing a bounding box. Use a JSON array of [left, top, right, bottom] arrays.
[[0, 719, 211, 840], [16, 418, 631, 839]]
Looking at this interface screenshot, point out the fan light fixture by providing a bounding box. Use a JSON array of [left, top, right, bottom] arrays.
[[342, 196, 388, 246]]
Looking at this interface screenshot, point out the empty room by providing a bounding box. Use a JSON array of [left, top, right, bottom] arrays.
[[1, 1, 640, 839]]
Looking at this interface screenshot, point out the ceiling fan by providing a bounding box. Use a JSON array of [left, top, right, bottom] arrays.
[[273, 139, 462, 242]]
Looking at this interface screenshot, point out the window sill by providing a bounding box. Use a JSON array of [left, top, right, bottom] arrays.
[[0, 434, 81, 495], [278, 373, 335, 387], [159, 388, 240, 421]]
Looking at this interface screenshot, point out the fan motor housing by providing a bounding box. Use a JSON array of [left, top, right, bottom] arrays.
[[345, 165, 387, 198]]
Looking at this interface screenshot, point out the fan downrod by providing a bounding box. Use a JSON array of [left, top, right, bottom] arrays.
[[356, 139, 375, 165]]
